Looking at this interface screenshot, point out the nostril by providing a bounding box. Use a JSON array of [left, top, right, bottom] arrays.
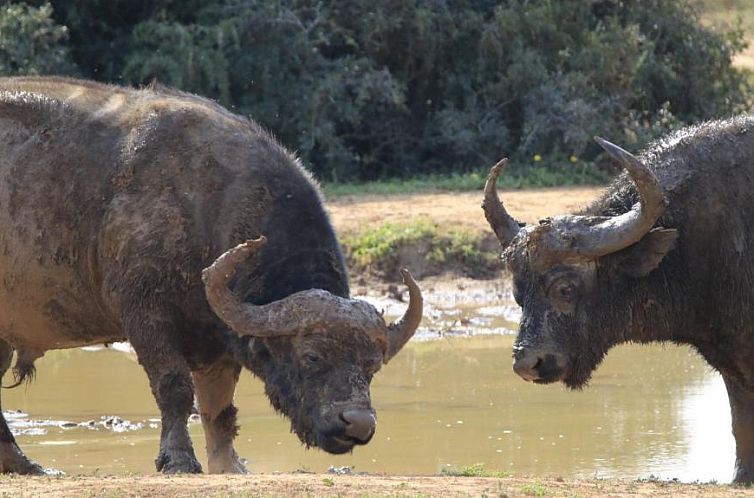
[[341, 409, 376, 443], [513, 349, 568, 383], [513, 348, 543, 381]]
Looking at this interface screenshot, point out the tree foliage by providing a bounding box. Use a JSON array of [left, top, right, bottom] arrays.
[[0, 3, 74, 76], [2, 0, 751, 181]]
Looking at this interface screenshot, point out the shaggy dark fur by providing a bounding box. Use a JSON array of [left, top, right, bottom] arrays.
[[0, 76, 388, 474], [502, 116, 754, 484]]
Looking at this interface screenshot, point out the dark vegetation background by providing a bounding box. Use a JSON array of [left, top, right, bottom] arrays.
[[0, 0, 751, 184]]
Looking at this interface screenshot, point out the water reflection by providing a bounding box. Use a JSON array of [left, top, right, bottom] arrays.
[[677, 373, 733, 482]]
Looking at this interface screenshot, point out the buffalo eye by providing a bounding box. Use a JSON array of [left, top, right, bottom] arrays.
[[304, 352, 321, 364], [557, 285, 575, 300], [546, 278, 579, 305]]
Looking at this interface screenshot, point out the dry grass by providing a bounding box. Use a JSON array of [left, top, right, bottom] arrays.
[[0, 473, 752, 498], [327, 187, 601, 237]]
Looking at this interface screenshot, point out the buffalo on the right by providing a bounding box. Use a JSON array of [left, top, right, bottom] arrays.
[[483, 117, 754, 484]]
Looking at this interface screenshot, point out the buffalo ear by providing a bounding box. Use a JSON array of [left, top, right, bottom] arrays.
[[617, 228, 678, 278]]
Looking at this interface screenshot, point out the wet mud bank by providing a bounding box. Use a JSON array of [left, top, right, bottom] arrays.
[[354, 275, 520, 340], [7, 411, 151, 437]]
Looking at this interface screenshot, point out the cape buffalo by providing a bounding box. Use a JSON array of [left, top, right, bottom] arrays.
[[0, 76, 422, 474], [483, 122, 754, 484]]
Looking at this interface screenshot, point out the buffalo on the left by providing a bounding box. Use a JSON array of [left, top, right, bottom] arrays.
[[0, 76, 423, 474]]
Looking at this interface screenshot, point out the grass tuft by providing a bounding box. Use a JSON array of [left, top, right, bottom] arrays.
[[441, 463, 512, 478], [322, 477, 335, 487], [520, 481, 547, 496], [322, 163, 608, 199]]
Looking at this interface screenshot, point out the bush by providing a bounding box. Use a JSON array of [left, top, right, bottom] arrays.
[[123, 21, 231, 104], [9, 0, 753, 181], [342, 218, 499, 279], [0, 3, 75, 76], [483, 0, 749, 162]]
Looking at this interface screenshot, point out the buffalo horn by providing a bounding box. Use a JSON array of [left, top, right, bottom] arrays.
[[564, 137, 668, 257], [384, 269, 423, 363], [482, 158, 522, 249], [203, 239, 423, 362], [201, 237, 287, 337]]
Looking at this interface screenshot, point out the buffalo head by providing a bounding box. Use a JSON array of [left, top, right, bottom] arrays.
[[483, 138, 678, 388], [201, 238, 422, 453]]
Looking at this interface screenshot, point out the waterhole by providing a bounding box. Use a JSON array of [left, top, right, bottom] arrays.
[[5, 278, 732, 481]]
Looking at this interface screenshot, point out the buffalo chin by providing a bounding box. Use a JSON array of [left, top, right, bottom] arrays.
[[560, 353, 604, 390], [316, 435, 356, 455], [533, 377, 559, 385], [562, 368, 593, 391], [532, 369, 567, 385]]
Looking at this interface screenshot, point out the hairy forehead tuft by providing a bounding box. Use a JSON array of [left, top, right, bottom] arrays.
[[294, 329, 383, 357]]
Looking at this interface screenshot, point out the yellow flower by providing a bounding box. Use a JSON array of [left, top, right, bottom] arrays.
[[570, 155, 578, 163], [533, 154, 542, 162]]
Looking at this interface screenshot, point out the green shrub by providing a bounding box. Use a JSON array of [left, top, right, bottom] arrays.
[[123, 21, 231, 104], [10, 0, 752, 182], [342, 219, 498, 278], [0, 3, 75, 76], [345, 220, 438, 270]]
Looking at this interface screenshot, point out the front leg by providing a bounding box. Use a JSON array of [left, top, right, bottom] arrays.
[[723, 374, 754, 485], [193, 359, 246, 473], [125, 314, 202, 474]]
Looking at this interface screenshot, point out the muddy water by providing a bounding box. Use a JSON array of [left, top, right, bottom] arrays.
[[4, 278, 733, 482]]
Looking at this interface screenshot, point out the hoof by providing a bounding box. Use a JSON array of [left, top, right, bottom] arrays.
[[226, 459, 248, 474], [0, 442, 47, 475], [209, 458, 247, 474], [156, 450, 203, 474], [208, 448, 247, 474], [733, 458, 754, 486], [733, 469, 754, 486]]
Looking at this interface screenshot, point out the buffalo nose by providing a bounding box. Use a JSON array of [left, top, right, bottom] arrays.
[[512, 348, 542, 381], [341, 409, 376, 443]]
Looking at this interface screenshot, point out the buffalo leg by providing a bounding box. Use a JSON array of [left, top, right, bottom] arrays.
[[127, 317, 202, 474], [723, 374, 754, 485], [0, 339, 44, 475], [192, 359, 246, 473]]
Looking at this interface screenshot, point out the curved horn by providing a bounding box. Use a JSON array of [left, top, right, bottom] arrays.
[[203, 238, 393, 340], [563, 137, 668, 257], [384, 269, 423, 363], [202, 237, 283, 336], [482, 158, 522, 248]]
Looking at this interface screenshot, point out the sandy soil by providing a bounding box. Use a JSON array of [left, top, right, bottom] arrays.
[[327, 186, 603, 235], [2, 473, 753, 498]]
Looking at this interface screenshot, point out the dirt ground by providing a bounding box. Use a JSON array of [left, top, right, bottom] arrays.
[[326, 186, 603, 235], [3, 473, 753, 498]]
